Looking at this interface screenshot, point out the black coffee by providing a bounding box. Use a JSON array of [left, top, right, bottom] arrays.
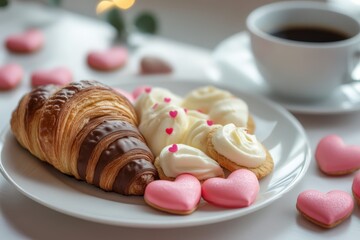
[[271, 26, 350, 43]]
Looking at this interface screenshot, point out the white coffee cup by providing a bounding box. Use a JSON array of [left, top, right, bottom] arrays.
[[246, 1, 360, 101]]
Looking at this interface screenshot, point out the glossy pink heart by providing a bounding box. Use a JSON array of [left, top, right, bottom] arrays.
[[296, 190, 354, 228], [168, 144, 178, 153], [31, 67, 73, 87], [202, 169, 259, 208], [144, 174, 201, 215], [5, 29, 44, 53], [87, 47, 127, 71], [315, 135, 360, 175], [0, 64, 23, 90], [352, 172, 360, 205]]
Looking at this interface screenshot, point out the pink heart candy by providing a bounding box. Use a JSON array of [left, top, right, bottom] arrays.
[[169, 110, 178, 118], [113, 88, 134, 103], [0, 64, 23, 90], [5, 29, 44, 54], [140, 56, 172, 75], [352, 172, 360, 205], [87, 47, 127, 71], [296, 190, 354, 228], [165, 128, 173, 135], [144, 174, 201, 215], [315, 135, 360, 175], [202, 169, 259, 208], [31, 67, 73, 87]]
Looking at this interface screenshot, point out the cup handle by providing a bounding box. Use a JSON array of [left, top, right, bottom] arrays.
[[349, 50, 360, 82]]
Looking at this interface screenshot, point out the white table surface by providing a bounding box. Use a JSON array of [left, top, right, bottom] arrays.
[[1, 2, 360, 240]]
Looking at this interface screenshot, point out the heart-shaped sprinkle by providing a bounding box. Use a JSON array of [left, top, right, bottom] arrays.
[[296, 190, 354, 228], [165, 128, 173, 135], [168, 144, 178, 153], [169, 110, 178, 118], [315, 135, 360, 175], [144, 174, 201, 215], [0, 64, 23, 90], [87, 47, 127, 71], [152, 103, 158, 110], [352, 172, 360, 205], [164, 97, 171, 103], [145, 87, 152, 93], [31, 67, 72, 87], [207, 120, 213, 126], [5, 29, 44, 54], [202, 169, 259, 208]]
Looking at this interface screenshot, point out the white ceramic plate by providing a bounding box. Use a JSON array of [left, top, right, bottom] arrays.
[[213, 32, 360, 114], [0, 79, 311, 228]]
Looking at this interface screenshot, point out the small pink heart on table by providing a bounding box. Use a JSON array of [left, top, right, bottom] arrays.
[[144, 174, 201, 215], [140, 56, 172, 75], [0, 64, 23, 90], [315, 135, 360, 175], [202, 169, 259, 208], [5, 29, 44, 53], [296, 190, 354, 228], [87, 47, 127, 71], [352, 172, 360, 205], [31, 67, 72, 87]]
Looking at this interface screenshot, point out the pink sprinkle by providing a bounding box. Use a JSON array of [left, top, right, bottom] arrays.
[[164, 97, 171, 103], [183, 108, 188, 114], [145, 87, 152, 93], [152, 103, 158, 109], [165, 128, 173, 135], [207, 120, 213, 126], [169, 110, 178, 118], [168, 144, 178, 153]]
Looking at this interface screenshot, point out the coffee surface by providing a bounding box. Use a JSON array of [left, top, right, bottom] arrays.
[[271, 26, 350, 43]]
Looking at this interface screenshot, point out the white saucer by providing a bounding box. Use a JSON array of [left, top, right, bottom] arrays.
[[213, 32, 360, 114]]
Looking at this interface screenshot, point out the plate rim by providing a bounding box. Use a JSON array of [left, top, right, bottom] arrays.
[[213, 31, 360, 115], [0, 79, 312, 228]]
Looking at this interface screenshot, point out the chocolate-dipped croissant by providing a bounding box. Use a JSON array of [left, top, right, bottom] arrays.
[[11, 80, 157, 195]]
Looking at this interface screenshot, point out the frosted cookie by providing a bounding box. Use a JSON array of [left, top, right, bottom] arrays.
[[296, 190, 354, 228], [31, 67, 73, 87], [315, 135, 360, 175], [353, 172, 360, 205], [139, 102, 189, 156], [182, 86, 233, 113], [5, 29, 44, 54], [144, 174, 201, 215], [202, 169, 259, 208], [0, 64, 23, 90], [155, 144, 224, 181], [87, 47, 127, 71], [206, 124, 273, 179]]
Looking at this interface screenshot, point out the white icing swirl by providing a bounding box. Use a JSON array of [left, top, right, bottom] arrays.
[[135, 87, 182, 120], [212, 124, 266, 167], [182, 86, 233, 113], [139, 103, 188, 156], [208, 98, 249, 127], [182, 119, 218, 153], [157, 144, 224, 180]]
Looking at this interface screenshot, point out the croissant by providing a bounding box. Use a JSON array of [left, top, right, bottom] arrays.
[[11, 80, 157, 195]]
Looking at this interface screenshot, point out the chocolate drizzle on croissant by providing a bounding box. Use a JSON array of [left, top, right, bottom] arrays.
[[11, 80, 157, 196]]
